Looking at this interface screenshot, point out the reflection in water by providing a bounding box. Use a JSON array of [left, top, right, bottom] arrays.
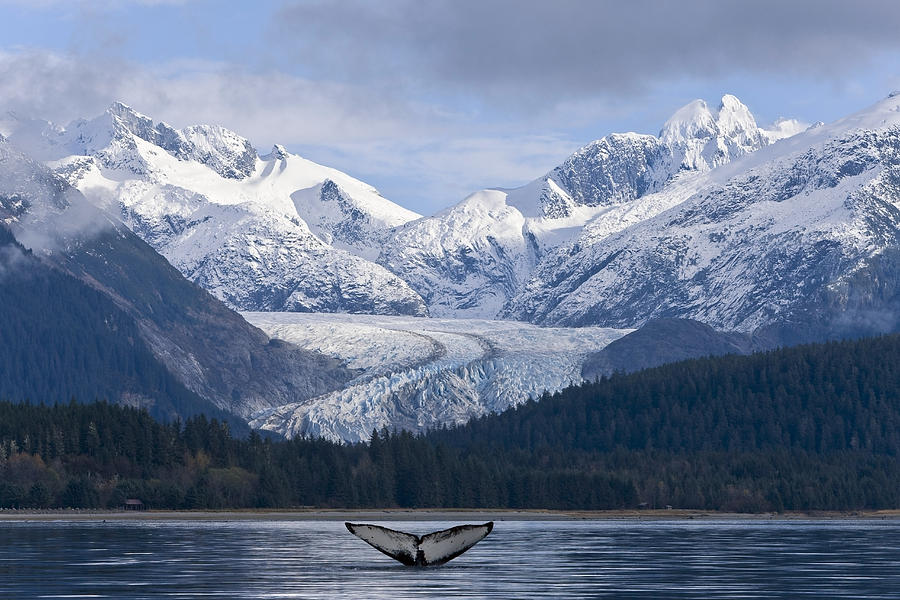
[[0, 519, 898, 599]]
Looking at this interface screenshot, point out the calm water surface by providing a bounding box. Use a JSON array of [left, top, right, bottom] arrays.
[[0, 519, 898, 599]]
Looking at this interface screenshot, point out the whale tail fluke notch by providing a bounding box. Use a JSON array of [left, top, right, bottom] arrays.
[[345, 521, 494, 566]]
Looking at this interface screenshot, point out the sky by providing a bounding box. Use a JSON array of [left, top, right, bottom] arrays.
[[1, 0, 899, 215]]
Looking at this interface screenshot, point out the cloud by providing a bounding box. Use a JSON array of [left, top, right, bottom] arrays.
[[5, 0, 899, 212], [0, 50, 445, 147], [302, 134, 579, 214], [273, 0, 900, 111], [0, 48, 580, 210], [0, 138, 115, 253], [0, 243, 27, 281]]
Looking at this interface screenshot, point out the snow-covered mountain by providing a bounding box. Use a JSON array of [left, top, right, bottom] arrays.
[[0, 136, 354, 421], [378, 189, 540, 317], [504, 92, 900, 339], [8, 91, 900, 441], [1, 95, 805, 321], [2, 103, 427, 315], [379, 95, 804, 317]]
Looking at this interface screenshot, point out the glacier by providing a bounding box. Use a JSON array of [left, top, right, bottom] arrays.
[[244, 312, 628, 442]]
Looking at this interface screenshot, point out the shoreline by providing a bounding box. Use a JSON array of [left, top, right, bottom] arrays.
[[1, 508, 899, 522]]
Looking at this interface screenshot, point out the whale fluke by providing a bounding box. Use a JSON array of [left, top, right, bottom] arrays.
[[345, 521, 494, 566]]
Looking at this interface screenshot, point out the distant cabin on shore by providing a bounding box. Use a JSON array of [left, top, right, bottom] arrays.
[[122, 499, 148, 511]]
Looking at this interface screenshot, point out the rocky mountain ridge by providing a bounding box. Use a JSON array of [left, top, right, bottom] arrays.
[[504, 93, 900, 340], [2, 104, 428, 316], [379, 95, 807, 317], [2, 95, 802, 321]]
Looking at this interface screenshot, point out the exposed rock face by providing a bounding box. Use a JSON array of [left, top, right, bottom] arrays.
[[97, 102, 251, 179]]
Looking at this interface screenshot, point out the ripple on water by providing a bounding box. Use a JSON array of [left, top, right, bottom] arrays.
[[0, 519, 899, 599]]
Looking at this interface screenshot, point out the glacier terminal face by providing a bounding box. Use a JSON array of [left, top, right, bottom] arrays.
[[244, 312, 629, 443]]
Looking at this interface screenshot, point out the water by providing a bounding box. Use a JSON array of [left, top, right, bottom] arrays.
[[1, 519, 898, 599]]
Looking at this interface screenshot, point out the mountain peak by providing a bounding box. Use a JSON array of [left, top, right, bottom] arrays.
[[715, 94, 758, 140], [659, 99, 716, 143], [660, 94, 759, 144], [103, 101, 160, 143], [265, 144, 289, 160], [718, 93, 746, 111], [107, 100, 138, 115], [655, 94, 769, 171], [105, 101, 156, 130]]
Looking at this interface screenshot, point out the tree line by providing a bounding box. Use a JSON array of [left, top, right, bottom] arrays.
[[2, 333, 900, 512]]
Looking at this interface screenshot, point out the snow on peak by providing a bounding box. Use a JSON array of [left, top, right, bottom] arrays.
[[751, 93, 900, 162], [656, 94, 772, 171], [107, 101, 149, 122], [177, 124, 257, 179], [839, 91, 900, 130], [105, 101, 173, 147], [715, 94, 759, 140], [718, 93, 744, 110], [659, 99, 717, 144], [265, 144, 289, 160], [57, 103, 259, 180], [410, 93, 811, 318], [660, 94, 761, 147], [14, 102, 427, 315]]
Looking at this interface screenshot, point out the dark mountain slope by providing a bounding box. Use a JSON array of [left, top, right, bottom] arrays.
[[0, 137, 355, 422], [0, 226, 242, 427], [51, 223, 356, 418], [582, 318, 758, 379]]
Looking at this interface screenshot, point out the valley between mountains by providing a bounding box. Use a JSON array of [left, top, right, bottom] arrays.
[[4, 91, 900, 442]]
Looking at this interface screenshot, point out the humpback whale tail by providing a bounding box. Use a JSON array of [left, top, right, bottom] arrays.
[[345, 522, 494, 566]]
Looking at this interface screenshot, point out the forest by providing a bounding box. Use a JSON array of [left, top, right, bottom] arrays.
[[1, 333, 899, 512], [0, 226, 245, 430]]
